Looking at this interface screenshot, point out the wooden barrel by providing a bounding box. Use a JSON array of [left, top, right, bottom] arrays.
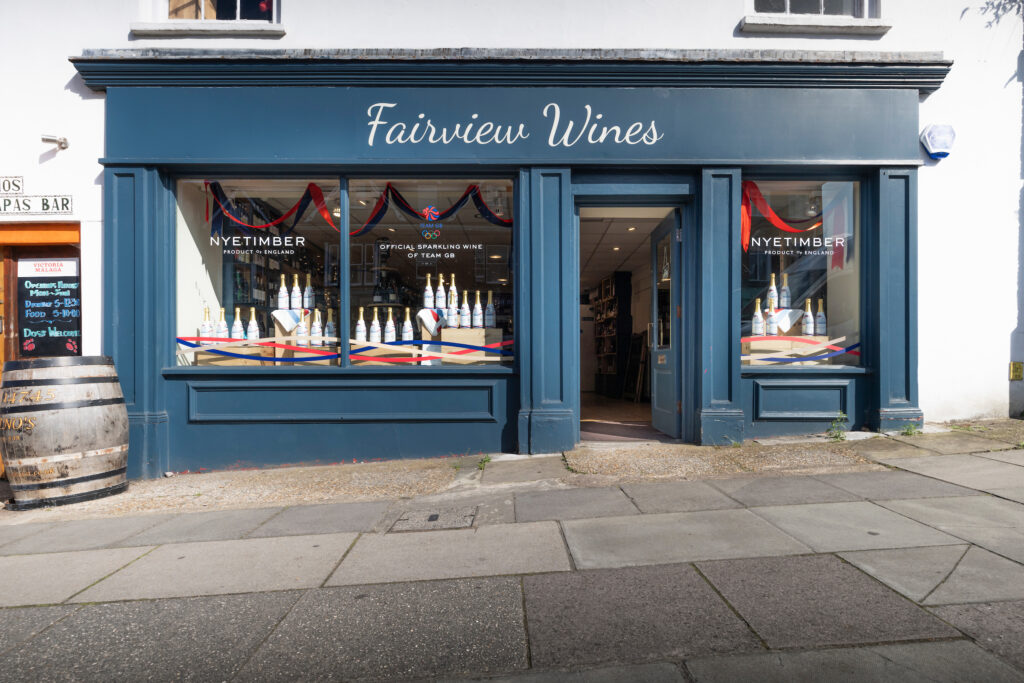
[[0, 356, 129, 510]]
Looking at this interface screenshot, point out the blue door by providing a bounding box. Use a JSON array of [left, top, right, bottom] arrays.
[[650, 212, 681, 438]]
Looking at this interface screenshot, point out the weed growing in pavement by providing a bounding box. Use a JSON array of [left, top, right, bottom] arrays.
[[1016, 441, 1024, 450], [950, 424, 988, 433], [826, 411, 848, 442], [899, 423, 923, 437], [562, 454, 579, 473], [477, 455, 491, 471]]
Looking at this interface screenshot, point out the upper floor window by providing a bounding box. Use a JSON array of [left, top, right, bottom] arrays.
[[753, 0, 879, 17], [743, 0, 888, 34], [168, 0, 276, 22], [131, 0, 283, 36]]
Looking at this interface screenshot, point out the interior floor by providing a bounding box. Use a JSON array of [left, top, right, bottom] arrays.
[[580, 393, 676, 443]]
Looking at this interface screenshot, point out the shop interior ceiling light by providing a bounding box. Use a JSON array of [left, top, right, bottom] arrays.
[[920, 124, 955, 159], [41, 134, 68, 150]]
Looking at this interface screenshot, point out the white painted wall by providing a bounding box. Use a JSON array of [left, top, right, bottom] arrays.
[[1, 0, 1020, 421]]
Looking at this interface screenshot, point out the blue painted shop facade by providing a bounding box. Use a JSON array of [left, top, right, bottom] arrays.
[[73, 52, 949, 478]]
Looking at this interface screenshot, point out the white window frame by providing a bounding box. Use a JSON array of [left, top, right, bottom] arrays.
[[741, 0, 890, 35], [131, 0, 285, 37]]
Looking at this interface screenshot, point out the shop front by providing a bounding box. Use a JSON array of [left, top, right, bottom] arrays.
[[72, 51, 948, 477]]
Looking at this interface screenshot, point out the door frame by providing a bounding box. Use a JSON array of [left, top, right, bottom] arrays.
[[572, 172, 697, 443]]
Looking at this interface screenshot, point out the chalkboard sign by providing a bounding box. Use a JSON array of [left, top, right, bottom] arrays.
[[17, 258, 82, 357]]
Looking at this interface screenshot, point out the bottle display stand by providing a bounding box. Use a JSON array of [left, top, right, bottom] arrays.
[[741, 334, 838, 366]]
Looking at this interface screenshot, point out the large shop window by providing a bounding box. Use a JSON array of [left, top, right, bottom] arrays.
[[174, 178, 515, 368], [740, 180, 861, 367], [348, 179, 515, 367]]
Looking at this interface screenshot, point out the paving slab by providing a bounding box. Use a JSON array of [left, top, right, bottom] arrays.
[[686, 641, 1024, 683], [708, 475, 861, 506], [238, 578, 528, 681], [620, 481, 741, 514], [482, 457, 567, 483], [0, 605, 77, 654], [979, 450, 1024, 466], [515, 487, 638, 522], [391, 505, 477, 531], [838, 545, 969, 602], [879, 495, 1024, 529], [0, 546, 152, 607], [882, 454, 1024, 490], [0, 523, 53, 550], [750, 501, 962, 552], [389, 491, 517, 528], [990, 488, 1024, 504], [73, 533, 356, 602], [924, 546, 1024, 605], [0, 592, 302, 683], [931, 600, 1024, 673], [246, 500, 390, 537], [0, 515, 173, 555], [523, 564, 760, 669], [115, 507, 283, 545], [889, 432, 1015, 455], [934, 525, 1024, 564], [815, 470, 979, 501], [695, 554, 958, 649], [448, 662, 686, 682], [846, 437, 933, 461], [327, 522, 569, 585], [561, 509, 810, 570]]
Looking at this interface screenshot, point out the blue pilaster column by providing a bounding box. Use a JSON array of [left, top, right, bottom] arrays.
[[870, 168, 923, 430], [697, 169, 745, 444], [517, 168, 577, 453]]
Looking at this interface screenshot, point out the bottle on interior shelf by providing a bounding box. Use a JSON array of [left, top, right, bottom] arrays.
[[424, 273, 434, 310], [369, 308, 382, 343], [802, 298, 815, 336], [402, 307, 414, 341], [310, 309, 323, 347], [779, 273, 791, 309], [751, 297, 765, 336], [246, 307, 260, 341], [815, 299, 827, 336], [767, 273, 778, 312], [472, 290, 483, 328], [199, 305, 213, 340], [447, 284, 460, 328], [302, 274, 315, 309], [277, 274, 289, 310], [448, 273, 458, 311], [296, 311, 309, 347], [435, 274, 446, 313], [324, 308, 337, 343], [355, 306, 367, 342], [290, 274, 302, 311], [231, 306, 245, 340], [215, 307, 229, 344], [460, 291, 471, 328], [384, 307, 397, 343], [484, 290, 496, 328]]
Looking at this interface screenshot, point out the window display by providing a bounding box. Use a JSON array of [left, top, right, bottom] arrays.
[[175, 178, 342, 366], [739, 180, 861, 367], [348, 179, 515, 367]]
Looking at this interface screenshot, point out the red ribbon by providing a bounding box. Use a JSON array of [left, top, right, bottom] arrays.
[[205, 181, 338, 233], [741, 181, 822, 253]]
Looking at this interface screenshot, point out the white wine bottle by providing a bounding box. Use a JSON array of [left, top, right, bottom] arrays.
[[324, 308, 337, 344], [215, 307, 229, 345], [767, 273, 778, 312], [402, 307, 414, 341], [369, 308, 382, 343], [447, 280, 460, 328], [484, 291, 496, 328], [290, 274, 302, 311], [779, 273, 791, 309], [448, 273, 458, 310], [277, 274, 289, 310], [296, 310, 309, 347], [302, 273, 315, 309], [802, 298, 815, 336], [384, 307, 397, 342], [246, 307, 260, 341], [815, 298, 827, 336], [424, 273, 435, 310], [766, 303, 778, 336], [231, 306, 245, 340], [435, 274, 446, 313], [355, 306, 367, 342], [460, 291, 471, 328], [472, 290, 484, 328], [310, 309, 323, 347], [199, 305, 213, 340], [751, 297, 765, 336]]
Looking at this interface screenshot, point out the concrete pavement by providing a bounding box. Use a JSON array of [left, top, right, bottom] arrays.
[[1, 431, 1024, 680]]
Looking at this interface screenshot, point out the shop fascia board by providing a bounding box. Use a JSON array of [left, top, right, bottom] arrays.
[[70, 48, 951, 94]]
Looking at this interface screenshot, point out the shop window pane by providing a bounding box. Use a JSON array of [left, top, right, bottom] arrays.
[[823, 0, 863, 15], [175, 179, 342, 367], [740, 180, 861, 367], [655, 234, 671, 348], [754, 0, 787, 12], [168, 0, 272, 20], [239, 0, 273, 20], [348, 179, 515, 368], [790, 0, 821, 14]]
